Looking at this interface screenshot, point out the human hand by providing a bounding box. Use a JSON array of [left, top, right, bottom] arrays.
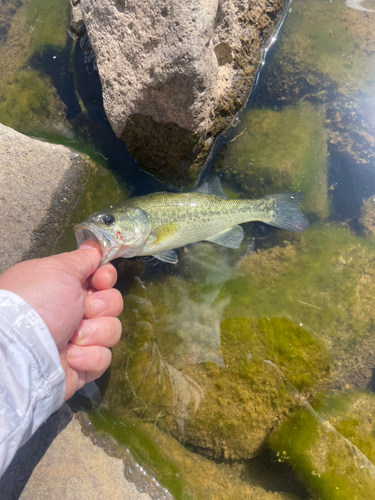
[[0, 241, 123, 400]]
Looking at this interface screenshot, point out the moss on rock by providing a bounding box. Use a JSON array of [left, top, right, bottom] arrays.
[[230, 224, 375, 389], [104, 256, 330, 461], [87, 408, 301, 500], [0, 0, 70, 136], [0, 70, 67, 135], [215, 102, 329, 219], [267, 0, 375, 97], [269, 391, 375, 500]]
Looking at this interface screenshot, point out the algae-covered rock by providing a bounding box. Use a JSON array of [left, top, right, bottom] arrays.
[[87, 408, 303, 500], [257, 0, 375, 169], [231, 224, 375, 389], [318, 391, 375, 465], [266, 0, 375, 97], [0, 69, 67, 135], [104, 259, 330, 461], [216, 102, 329, 219], [269, 392, 375, 500], [360, 195, 375, 236], [0, 0, 71, 136]]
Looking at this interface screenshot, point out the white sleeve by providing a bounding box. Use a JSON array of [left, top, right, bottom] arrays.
[[0, 290, 65, 478]]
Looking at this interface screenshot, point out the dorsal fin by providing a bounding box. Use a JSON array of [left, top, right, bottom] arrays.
[[190, 176, 227, 199]]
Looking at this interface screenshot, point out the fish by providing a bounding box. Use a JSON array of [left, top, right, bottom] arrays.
[[74, 177, 308, 266]]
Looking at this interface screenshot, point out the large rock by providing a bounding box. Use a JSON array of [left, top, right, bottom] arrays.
[[0, 123, 127, 274], [71, 0, 284, 185], [0, 124, 89, 273]]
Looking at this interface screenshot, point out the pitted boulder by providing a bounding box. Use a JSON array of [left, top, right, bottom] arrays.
[[72, 0, 284, 185]]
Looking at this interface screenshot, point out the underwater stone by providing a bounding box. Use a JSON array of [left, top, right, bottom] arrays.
[[233, 224, 375, 390], [257, 0, 375, 171], [104, 265, 330, 461], [0, 0, 71, 136], [216, 102, 329, 219], [269, 391, 375, 500], [86, 408, 300, 500], [360, 195, 375, 236]]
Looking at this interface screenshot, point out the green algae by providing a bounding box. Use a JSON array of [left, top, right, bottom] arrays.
[[226, 224, 375, 389], [316, 391, 375, 465], [221, 317, 330, 394], [0, 0, 70, 137], [216, 102, 329, 219], [88, 408, 300, 500], [87, 409, 191, 500], [103, 252, 330, 461], [25, 0, 69, 53], [0, 69, 67, 134], [269, 393, 375, 500], [275, 0, 375, 95]]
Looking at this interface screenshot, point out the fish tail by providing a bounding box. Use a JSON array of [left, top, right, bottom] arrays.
[[265, 192, 308, 232]]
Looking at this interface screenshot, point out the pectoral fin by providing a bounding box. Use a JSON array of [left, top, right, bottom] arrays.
[[206, 225, 244, 249], [152, 250, 178, 264]]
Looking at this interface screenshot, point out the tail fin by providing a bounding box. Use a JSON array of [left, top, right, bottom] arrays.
[[265, 192, 308, 232]]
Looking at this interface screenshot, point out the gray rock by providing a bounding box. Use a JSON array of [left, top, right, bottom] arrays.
[[0, 404, 153, 500], [0, 123, 90, 274], [72, 0, 284, 185]]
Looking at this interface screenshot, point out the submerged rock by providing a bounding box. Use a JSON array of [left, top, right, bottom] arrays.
[[104, 254, 330, 461], [0, 0, 71, 136], [233, 224, 375, 390], [256, 0, 375, 184], [214, 102, 329, 219], [86, 408, 303, 500], [269, 391, 375, 500], [360, 195, 375, 236], [70, 0, 285, 185]]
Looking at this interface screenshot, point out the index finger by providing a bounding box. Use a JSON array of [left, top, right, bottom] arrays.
[[88, 263, 117, 290]]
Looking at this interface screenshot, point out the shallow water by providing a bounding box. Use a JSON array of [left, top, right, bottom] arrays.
[[2, 0, 375, 498]]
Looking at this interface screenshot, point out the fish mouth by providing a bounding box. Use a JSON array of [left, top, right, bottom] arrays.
[[74, 223, 120, 266]]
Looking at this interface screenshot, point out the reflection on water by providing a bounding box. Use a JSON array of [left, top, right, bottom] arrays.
[[1, 0, 375, 497]]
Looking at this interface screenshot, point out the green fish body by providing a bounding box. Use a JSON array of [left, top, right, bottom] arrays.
[[74, 177, 308, 265]]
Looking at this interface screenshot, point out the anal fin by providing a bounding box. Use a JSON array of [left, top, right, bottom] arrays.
[[152, 250, 178, 264], [206, 225, 244, 249]]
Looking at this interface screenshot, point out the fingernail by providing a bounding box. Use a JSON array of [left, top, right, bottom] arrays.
[[78, 323, 94, 342], [91, 297, 106, 316], [106, 271, 116, 288], [68, 346, 83, 359]]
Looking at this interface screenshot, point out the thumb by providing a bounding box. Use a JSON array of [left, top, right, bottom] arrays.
[[64, 240, 103, 284]]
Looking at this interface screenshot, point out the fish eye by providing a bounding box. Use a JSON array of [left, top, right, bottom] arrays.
[[103, 214, 115, 225]]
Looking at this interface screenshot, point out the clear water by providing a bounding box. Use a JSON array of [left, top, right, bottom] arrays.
[[2, 0, 375, 498]]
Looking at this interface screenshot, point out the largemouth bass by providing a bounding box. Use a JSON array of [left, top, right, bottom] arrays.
[[74, 177, 308, 266]]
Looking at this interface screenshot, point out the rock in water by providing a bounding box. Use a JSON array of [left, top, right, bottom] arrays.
[[71, 0, 284, 185]]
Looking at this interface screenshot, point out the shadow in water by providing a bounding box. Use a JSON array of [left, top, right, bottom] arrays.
[[244, 448, 310, 499]]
